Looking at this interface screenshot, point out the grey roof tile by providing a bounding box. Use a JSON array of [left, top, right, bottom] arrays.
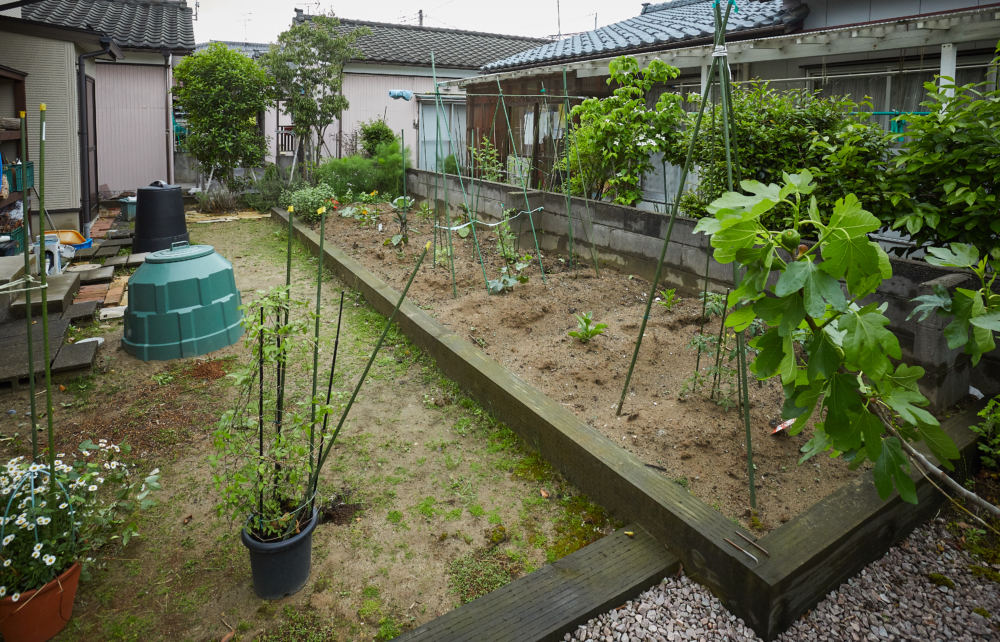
[[294, 12, 549, 70], [483, 0, 804, 72], [22, 0, 194, 53]]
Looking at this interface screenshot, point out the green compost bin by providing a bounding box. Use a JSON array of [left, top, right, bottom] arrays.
[[122, 242, 243, 361]]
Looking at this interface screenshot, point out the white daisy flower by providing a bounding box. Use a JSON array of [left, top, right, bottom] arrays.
[[12, 592, 19, 602], [1, 534, 13, 546], [87, 485, 98, 492], [31, 550, 39, 559], [33, 542, 42, 552], [0, 586, 6, 597], [43, 554, 55, 566], [36, 516, 50, 525], [3, 559, 10, 567]]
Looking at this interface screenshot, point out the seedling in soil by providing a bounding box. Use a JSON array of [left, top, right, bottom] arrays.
[[384, 196, 412, 247], [656, 288, 680, 311], [568, 312, 607, 344]]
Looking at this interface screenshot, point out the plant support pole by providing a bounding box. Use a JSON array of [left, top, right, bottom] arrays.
[[19, 112, 38, 461], [38, 105, 56, 482], [311, 242, 430, 491], [309, 208, 327, 478], [616, 49, 721, 416]]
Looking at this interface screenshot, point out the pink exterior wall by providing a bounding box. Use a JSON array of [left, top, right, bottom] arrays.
[[323, 73, 438, 158], [95, 62, 169, 193]]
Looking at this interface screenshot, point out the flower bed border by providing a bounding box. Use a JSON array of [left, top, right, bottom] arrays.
[[274, 208, 980, 641]]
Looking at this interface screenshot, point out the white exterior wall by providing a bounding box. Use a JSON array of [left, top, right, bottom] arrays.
[[801, 1, 989, 30], [0, 32, 81, 212], [95, 54, 171, 193]]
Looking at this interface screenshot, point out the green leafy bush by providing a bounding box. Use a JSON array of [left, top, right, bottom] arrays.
[[359, 118, 396, 157], [284, 183, 338, 222], [558, 56, 686, 206], [887, 59, 1000, 259], [313, 155, 377, 196], [372, 138, 409, 195], [470, 136, 504, 181], [443, 154, 460, 175], [679, 83, 892, 230], [971, 395, 1000, 470], [242, 164, 287, 212]]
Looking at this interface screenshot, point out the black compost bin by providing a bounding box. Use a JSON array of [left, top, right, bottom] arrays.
[[133, 181, 189, 254]]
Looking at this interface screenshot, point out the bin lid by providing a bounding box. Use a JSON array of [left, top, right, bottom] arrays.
[[146, 243, 215, 264]]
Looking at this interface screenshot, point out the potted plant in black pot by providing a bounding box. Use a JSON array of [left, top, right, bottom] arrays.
[[211, 207, 429, 599]]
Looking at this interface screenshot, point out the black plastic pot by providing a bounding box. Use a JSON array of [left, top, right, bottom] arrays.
[[241, 508, 318, 599]]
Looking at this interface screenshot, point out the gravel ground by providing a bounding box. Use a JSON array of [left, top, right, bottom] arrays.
[[565, 518, 1000, 641]]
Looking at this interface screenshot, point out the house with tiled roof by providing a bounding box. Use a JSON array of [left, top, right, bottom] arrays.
[[0, 0, 193, 232], [288, 10, 548, 170], [453, 0, 1000, 207]]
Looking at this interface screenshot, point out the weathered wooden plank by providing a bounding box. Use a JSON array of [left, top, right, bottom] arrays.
[[397, 525, 677, 642], [753, 406, 981, 640]]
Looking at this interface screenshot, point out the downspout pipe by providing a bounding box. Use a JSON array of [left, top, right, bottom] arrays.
[[77, 37, 121, 231]]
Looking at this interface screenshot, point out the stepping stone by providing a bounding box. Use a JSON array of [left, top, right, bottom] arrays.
[[126, 253, 148, 267], [62, 300, 98, 324], [100, 237, 132, 248], [52, 340, 98, 374], [73, 247, 98, 259], [0, 320, 67, 382], [0, 317, 68, 341], [10, 273, 80, 317], [0, 256, 25, 286], [79, 266, 114, 284], [102, 255, 128, 267], [73, 283, 109, 304], [107, 229, 133, 239], [65, 263, 102, 273], [94, 245, 118, 258]]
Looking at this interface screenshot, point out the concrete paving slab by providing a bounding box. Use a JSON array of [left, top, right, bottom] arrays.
[[102, 255, 128, 267], [62, 300, 98, 324], [94, 245, 118, 258], [52, 340, 98, 374], [80, 266, 114, 284], [126, 253, 148, 267], [10, 273, 80, 317]]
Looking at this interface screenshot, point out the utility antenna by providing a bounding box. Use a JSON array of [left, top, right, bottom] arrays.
[[556, 0, 561, 38]]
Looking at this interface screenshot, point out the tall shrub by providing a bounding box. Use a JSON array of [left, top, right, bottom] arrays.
[[359, 118, 395, 157], [888, 58, 1000, 259], [559, 57, 686, 206], [679, 83, 892, 229], [173, 43, 272, 186]]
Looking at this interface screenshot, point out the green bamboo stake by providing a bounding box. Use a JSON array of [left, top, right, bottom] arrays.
[[275, 206, 294, 447], [709, 0, 756, 509], [18, 111, 38, 461], [308, 207, 327, 478], [37, 104, 55, 479], [430, 53, 458, 297], [562, 67, 575, 269], [495, 77, 546, 282], [310, 242, 430, 491], [400, 129, 407, 202], [615, 53, 721, 416]]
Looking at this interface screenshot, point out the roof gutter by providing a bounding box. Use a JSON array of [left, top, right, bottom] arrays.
[[78, 36, 122, 231]]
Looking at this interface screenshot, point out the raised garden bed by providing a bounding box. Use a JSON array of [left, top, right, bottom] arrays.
[[277, 207, 981, 639]]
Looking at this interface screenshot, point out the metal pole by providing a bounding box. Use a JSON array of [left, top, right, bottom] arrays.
[[19, 111, 38, 460]]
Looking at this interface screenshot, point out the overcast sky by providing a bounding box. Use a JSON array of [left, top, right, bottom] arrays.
[[192, 0, 640, 44]]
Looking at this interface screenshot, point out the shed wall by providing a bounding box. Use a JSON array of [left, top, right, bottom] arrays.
[[95, 61, 169, 193], [0, 32, 80, 212]]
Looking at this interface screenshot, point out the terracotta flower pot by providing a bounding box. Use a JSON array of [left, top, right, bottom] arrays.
[[0, 561, 81, 642]]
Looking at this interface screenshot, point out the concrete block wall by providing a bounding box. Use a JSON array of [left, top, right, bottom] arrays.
[[405, 168, 999, 409]]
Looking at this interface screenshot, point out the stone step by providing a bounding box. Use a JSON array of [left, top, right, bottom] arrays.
[[10, 273, 80, 317]]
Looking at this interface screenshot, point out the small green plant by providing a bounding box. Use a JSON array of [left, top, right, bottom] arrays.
[[971, 395, 1000, 470], [415, 201, 433, 220], [384, 195, 412, 247], [487, 254, 532, 295], [568, 312, 607, 343], [656, 288, 680, 311], [284, 184, 339, 223], [151, 371, 175, 385], [496, 210, 518, 264], [470, 136, 504, 182]]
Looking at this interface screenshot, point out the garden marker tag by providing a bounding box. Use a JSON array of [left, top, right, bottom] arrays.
[[771, 418, 794, 435]]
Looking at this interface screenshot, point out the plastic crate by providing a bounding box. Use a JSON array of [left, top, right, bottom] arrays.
[[2, 162, 33, 192], [119, 196, 136, 220], [9, 225, 24, 253]]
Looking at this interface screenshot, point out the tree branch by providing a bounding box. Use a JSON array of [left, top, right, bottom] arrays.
[[874, 405, 1000, 521]]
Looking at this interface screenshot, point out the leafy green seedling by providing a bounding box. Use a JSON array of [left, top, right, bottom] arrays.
[[568, 312, 607, 344], [656, 288, 680, 311]]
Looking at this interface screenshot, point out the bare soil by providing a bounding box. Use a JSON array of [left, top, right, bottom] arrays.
[[0, 216, 617, 641], [317, 202, 860, 532]]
